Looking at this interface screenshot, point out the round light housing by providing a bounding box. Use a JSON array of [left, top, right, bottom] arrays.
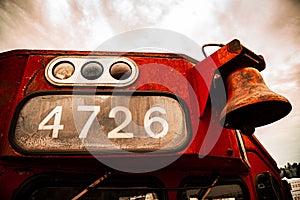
[[52, 61, 75, 80], [110, 61, 132, 80], [81, 61, 103, 80]]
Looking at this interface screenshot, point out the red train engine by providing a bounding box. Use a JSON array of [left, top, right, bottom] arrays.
[[0, 39, 292, 199]]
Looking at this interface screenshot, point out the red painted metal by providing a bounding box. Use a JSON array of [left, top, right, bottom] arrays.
[[0, 40, 291, 199]]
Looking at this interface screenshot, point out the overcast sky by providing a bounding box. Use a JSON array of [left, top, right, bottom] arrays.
[[0, 0, 299, 167]]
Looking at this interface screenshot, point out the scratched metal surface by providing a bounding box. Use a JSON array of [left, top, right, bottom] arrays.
[[13, 94, 188, 153]]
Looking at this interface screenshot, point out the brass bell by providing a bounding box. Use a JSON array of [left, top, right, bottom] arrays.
[[220, 67, 292, 134]]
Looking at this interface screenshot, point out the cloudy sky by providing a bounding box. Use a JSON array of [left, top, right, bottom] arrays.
[[0, 0, 299, 167]]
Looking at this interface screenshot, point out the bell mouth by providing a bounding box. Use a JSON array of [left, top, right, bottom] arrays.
[[220, 100, 292, 130]]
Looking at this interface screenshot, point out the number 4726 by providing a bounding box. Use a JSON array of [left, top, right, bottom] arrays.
[[38, 105, 169, 139]]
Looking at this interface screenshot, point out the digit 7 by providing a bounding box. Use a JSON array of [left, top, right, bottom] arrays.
[[77, 106, 100, 138]]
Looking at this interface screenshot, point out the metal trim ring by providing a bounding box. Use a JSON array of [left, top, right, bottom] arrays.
[[45, 56, 139, 87]]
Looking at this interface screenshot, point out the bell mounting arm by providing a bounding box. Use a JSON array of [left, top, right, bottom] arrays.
[[191, 39, 266, 117]]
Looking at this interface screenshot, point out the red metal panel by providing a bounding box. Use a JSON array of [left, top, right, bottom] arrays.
[[0, 42, 286, 199]]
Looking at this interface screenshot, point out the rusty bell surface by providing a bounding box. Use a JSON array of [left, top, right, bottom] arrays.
[[220, 67, 292, 132]]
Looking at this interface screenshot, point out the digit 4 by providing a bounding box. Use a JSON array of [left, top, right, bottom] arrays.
[[38, 106, 64, 138]]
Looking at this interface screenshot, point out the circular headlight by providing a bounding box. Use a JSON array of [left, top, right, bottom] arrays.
[[52, 61, 75, 80], [110, 61, 132, 80], [81, 61, 103, 80]]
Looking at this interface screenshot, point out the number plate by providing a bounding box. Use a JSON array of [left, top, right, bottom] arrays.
[[12, 93, 190, 154]]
